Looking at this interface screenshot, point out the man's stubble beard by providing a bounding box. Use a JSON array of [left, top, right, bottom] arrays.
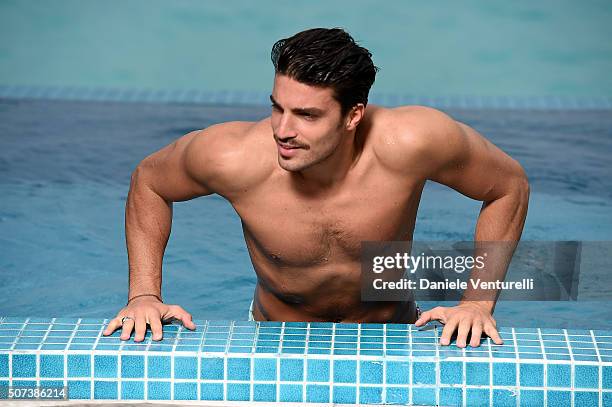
[[278, 134, 344, 172], [277, 121, 347, 173]]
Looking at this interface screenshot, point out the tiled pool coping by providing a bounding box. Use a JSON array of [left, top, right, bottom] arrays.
[[1, 85, 611, 110], [0, 317, 610, 405]]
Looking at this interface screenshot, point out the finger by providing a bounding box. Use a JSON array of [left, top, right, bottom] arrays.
[[469, 322, 483, 348], [484, 323, 504, 345], [167, 306, 196, 330], [134, 314, 147, 342], [103, 317, 122, 336], [119, 317, 135, 340], [415, 307, 443, 327], [439, 319, 457, 346], [414, 310, 432, 327], [455, 319, 472, 348], [149, 314, 164, 341]]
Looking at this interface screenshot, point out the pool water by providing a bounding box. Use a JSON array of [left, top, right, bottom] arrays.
[[0, 98, 611, 328]]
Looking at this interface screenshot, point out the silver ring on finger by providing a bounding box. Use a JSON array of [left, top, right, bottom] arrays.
[[121, 316, 134, 325]]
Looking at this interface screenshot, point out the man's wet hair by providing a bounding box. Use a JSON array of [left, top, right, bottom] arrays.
[[271, 27, 379, 117]]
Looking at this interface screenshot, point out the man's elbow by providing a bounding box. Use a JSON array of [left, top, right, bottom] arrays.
[[511, 163, 530, 205]]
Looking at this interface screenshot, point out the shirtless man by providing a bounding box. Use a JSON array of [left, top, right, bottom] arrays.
[[103, 28, 529, 348]]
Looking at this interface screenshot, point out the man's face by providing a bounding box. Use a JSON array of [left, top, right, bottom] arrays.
[[270, 74, 346, 172]]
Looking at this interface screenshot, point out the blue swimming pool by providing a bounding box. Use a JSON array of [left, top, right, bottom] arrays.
[[0, 96, 611, 329]]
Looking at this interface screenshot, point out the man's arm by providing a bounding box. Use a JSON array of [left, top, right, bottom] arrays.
[[401, 107, 530, 347], [103, 124, 234, 341]]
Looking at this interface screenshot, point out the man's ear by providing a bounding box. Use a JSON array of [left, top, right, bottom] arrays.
[[346, 103, 365, 131]]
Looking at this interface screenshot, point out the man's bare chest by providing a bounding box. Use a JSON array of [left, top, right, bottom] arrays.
[[232, 177, 424, 267]]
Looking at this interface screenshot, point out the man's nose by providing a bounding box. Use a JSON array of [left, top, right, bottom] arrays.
[[276, 114, 298, 140]]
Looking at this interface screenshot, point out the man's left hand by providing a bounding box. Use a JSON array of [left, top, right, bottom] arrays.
[[414, 302, 503, 347]]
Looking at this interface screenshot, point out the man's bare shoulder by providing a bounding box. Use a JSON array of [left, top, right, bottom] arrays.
[[369, 105, 466, 176], [186, 118, 276, 197]]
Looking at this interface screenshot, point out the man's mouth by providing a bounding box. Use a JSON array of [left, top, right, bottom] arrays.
[[276, 141, 302, 158]]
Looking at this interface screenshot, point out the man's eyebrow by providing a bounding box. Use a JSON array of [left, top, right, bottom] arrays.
[[269, 95, 324, 115]]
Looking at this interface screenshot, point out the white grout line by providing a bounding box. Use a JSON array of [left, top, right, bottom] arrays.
[[90, 318, 106, 400], [563, 328, 575, 407], [590, 330, 603, 407], [63, 319, 80, 392], [536, 328, 547, 406]]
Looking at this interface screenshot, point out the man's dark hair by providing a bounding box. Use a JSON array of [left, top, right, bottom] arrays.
[[271, 27, 379, 117]]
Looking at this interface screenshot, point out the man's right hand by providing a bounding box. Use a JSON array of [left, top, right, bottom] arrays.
[[102, 297, 196, 342]]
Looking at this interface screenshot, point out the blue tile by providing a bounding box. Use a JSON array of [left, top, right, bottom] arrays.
[[440, 361, 462, 384], [386, 386, 409, 404], [174, 356, 197, 379], [227, 357, 251, 381], [574, 364, 598, 388], [12, 354, 36, 377], [285, 321, 307, 328], [308, 348, 331, 354], [466, 362, 489, 385], [307, 359, 329, 382], [174, 382, 197, 400], [493, 363, 516, 386], [254, 383, 276, 402], [412, 387, 436, 405], [94, 381, 117, 399], [306, 384, 329, 403], [604, 366, 612, 389], [604, 392, 612, 406], [386, 361, 409, 384], [440, 387, 462, 406], [519, 363, 543, 387], [12, 380, 37, 387], [334, 348, 358, 355], [360, 361, 383, 384], [520, 389, 543, 406], [574, 391, 598, 406], [360, 386, 382, 404], [493, 389, 517, 407], [466, 388, 490, 406], [200, 383, 223, 401], [280, 384, 302, 402], [413, 362, 435, 385], [333, 360, 357, 383], [254, 346, 278, 353], [94, 355, 117, 378], [310, 322, 333, 328], [227, 383, 250, 401], [333, 385, 356, 404], [121, 355, 144, 378], [547, 363, 571, 387], [121, 381, 144, 400], [147, 356, 171, 378], [148, 381, 171, 400], [360, 349, 384, 356], [280, 358, 303, 381], [40, 355, 64, 378], [254, 358, 276, 381], [68, 380, 90, 399], [519, 353, 543, 360], [547, 390, 570, 404], [39, 379, 63, 388], [200, 357, 224, 380]]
